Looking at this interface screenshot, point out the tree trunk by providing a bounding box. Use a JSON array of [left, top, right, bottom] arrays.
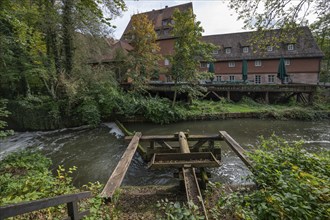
[[172, 79, 178, 107], [62, 0, 74, 75]]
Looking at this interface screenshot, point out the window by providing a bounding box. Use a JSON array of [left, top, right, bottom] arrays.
[[162, 19, 168, 26], [166, 75, 172, 82], [164, 59, 170, 66], [156, 30, 161, 36], [255, 75, 261, 84], [287, 44, 295, 51], [212, 50, 219, 54], [268, 75, 275, 83], [200, 62, 208, 68], [225, 47, 231, 54], [229, 76, 235, 81], [255, 60, 262, 67], [285, 59, 290, 65], [243, 46, 249, 53], [228, 61, 235, 67], [284, 76, 289, 83], [163, 29, 170, 35], [267, 45, 273, 52], [216, 75, 222, 82]]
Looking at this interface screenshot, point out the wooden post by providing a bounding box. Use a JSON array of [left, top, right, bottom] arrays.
[[67, 201, 79, 220], [227, 91, 231, 100], [178, 132, 190, 153]]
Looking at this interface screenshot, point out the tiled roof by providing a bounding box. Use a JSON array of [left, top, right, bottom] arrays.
[[202, 27, 324, 61], [121, 3, 193, 40]]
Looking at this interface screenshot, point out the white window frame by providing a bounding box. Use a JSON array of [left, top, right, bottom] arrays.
[[285, 59, 290, 65], [229, 75, 235, 81], [267, 45, 273, 51], [284, 76, 289, 83], [255, 60, 262, 67], [164, 59, 170, 66], [268, 75, 275, 84], [200, 62, 207, 68], [243, 46, 249, 53], [288, 44, 294, 51], [212, 50, 219, 54], [225, 47, 231, 54], [216, 75, 222, 82], [228, 61, 235, 67], [255, 75, 261, 84]]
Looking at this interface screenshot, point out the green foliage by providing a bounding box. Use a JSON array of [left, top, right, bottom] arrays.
[[0, 150, 77, 208], [8, 96, 61, 130], [77, 99, 101, 127], [156, 199, 205, 220], [115, 93, 187, 124], [0, 150, 116, 219], [0, 99, 14, 137], [215, 135, 330, 219]]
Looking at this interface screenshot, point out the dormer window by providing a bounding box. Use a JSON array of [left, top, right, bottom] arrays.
[[243, 46, 249, 53], [267, 45, 273, 52], [212, 50, 219, 54], [287, 44, 295, 51], [225, 47, 231, 54]]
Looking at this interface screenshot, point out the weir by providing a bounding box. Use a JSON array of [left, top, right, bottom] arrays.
[[101, 129, 253, 219]]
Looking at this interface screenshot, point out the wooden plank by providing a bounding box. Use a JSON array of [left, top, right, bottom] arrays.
[[125, 134, 223, 142], [101, 132, 142, 199], [67, 201, 79, 220], [0, 192, 91, 219], [219, 131, 253, 170]]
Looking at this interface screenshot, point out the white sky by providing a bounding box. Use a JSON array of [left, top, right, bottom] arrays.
[[112, 0, 246, 39], [111, 0, 318, 39]]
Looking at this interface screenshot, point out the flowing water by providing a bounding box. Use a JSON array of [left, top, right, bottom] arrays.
[[1, 119, 329, 187]]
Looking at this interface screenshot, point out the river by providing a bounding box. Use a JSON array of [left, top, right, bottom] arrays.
[[1, 119, 329, 187]]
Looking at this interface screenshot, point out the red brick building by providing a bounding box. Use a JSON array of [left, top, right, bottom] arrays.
[[121, 3, 324, 85]]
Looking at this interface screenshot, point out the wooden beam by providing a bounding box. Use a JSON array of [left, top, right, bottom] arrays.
[[156, 140, 173, 150], [0, 192, 91, 220], [101, 132, 142, 199], [125, 134, 223, 142], [211, 91, 222, 101], [192, 140, 207, 150], [219, 131, 253, 171]]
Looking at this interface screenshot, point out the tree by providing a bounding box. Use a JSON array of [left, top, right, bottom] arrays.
[[170, 9, 217, 106], [228, 0, 330, 48], [126, 14, 162, 92], [0, 0, 126, 99], [311, 14, 330, 82], [228, 0, 329, 30]]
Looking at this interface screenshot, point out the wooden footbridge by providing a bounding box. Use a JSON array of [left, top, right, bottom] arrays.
[[100, 130, 253, 219]]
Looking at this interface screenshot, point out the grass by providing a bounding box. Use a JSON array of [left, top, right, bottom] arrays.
[[183, 97, 330, 120]]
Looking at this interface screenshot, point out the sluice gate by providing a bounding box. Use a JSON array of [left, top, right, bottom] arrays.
[[101, 130, 253, 219]]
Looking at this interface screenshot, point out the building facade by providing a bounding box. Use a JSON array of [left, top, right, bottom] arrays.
[[121, 3, 324, 85]]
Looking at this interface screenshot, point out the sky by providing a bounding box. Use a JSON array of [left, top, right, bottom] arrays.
[[111, 0, 247, 39]]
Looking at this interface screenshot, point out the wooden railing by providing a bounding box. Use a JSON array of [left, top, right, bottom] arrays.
[[0, 191, 91, 220]]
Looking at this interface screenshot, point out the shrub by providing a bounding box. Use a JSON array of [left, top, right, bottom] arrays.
[[215, 135, 330, 219]]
